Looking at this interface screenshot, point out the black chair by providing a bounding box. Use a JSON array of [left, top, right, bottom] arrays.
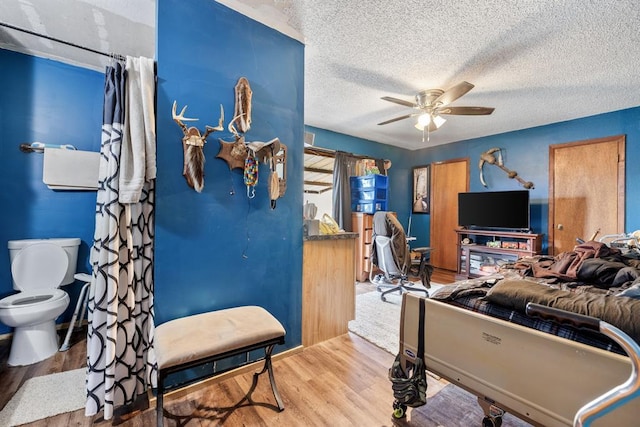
[[370, 211, 431, 302]]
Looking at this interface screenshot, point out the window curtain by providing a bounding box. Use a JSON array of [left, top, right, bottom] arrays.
[[85, 57, 157, 420], [333, 151, 358, 231]]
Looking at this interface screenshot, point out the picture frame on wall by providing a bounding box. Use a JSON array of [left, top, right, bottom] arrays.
[[412, 165, 430, 214]]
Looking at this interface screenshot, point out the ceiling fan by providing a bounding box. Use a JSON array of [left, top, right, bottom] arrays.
[[378, 81, 494, 134]]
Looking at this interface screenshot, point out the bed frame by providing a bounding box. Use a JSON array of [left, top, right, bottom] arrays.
[[399, 293, 639, 426]]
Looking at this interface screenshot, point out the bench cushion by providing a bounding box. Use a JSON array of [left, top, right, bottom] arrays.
[[155, 306, 285, 370]]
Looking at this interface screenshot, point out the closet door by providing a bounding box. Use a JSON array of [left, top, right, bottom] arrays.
[[549, 135, 625, 255], [430, 158, 469, 271]]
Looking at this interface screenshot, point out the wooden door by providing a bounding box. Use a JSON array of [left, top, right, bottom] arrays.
[[549, 135, 625, 255], [430, 158, 469, 270]]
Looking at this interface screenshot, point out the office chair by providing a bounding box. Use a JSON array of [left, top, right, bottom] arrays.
[[370, 211, 431, 302]]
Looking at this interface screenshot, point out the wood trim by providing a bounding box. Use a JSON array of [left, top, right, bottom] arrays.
[[304, 166, 332, 174], [617, 137, 626, 232]]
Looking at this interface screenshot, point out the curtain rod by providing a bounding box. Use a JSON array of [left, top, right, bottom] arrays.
[[0, 21, 125, 61]]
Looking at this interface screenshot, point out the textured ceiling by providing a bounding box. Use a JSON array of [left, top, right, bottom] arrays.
[[2, 0, 640, 150]]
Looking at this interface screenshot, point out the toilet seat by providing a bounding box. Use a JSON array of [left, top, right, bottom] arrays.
[[11, 243, 68, 291], [0, 289, 67, 309]]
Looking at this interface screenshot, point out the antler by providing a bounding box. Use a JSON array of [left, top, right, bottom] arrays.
[[203, 104, 225, 139], [172, 100, 199, 133]]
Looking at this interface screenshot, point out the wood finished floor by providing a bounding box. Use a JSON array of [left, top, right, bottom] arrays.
[[0, 268, 456, 426]]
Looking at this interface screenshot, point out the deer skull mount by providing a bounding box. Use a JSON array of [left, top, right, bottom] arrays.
[[478, 147, 534, 189], [172, 101, 224, 192]]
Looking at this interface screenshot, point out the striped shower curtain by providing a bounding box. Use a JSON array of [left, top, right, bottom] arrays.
[[85, 58, 157, 420]]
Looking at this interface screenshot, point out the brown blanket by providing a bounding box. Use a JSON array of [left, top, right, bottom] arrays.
[[485, 279, 640, 344]]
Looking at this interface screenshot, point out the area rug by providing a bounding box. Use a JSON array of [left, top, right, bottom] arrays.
[[0, 368, 86, 426], [348, 283, 443, 355], [411, 383, 532, 426]]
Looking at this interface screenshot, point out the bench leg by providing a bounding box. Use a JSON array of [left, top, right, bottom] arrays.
[[251, 343, 285, 411], [157, 372, 165, 427]]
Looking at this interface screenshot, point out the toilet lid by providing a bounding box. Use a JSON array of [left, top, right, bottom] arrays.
[[11, 243, 68, 291]]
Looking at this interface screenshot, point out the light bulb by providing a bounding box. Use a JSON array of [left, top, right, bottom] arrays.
[[418, 113, 431, 127]]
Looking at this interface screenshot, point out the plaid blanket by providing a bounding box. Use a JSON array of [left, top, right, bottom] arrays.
[[446, 293, 623, 355]]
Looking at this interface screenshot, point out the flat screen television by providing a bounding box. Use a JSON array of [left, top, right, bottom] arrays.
[[458, 190, 530, 231]]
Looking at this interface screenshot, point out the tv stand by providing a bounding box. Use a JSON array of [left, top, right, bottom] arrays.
[[456, 228, 543, 280]]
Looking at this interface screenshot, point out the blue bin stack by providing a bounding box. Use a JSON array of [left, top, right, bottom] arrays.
[[350, 174, 389, 213]]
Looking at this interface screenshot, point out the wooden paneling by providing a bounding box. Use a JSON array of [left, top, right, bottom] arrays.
[[352, 213, 373, 281], [430, 158, 469, 271], [302, 238, 356, 346]]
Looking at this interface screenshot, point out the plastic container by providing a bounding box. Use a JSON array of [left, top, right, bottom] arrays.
[[351, 188, 388, 202], [351, 201, 388, 213], [350, 174, 388, 190]]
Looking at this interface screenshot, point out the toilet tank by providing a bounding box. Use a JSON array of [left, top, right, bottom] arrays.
[[8, 238, 81, 288]]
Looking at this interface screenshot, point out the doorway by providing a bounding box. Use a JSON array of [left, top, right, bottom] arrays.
[[303, 146, 335, 220], [430, 158, 469, 270], [549, 135, 625, 255]]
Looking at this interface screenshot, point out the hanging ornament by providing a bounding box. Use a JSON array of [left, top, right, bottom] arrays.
[[244, 151, 258, 198]]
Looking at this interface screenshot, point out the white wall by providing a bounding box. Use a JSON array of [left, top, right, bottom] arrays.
[[304, 190, 333, 220]]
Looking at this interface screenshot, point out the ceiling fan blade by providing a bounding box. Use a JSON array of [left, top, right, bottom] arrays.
[[434, 81, 475, 106], [377, 113, 415, 125], [437, 106, 495, 115], [381, 96, 417, 108]]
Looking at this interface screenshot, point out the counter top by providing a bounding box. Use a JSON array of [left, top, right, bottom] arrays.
[[304, 232, 359, 241]]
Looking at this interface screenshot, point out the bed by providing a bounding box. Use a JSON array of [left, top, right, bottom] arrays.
[[397, 241, 640, 426]]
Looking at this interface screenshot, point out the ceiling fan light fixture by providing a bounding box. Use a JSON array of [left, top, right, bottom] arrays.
[[379, 82, 494, 135], [432, 114, 447, 128], [414, 113, 431, 130]]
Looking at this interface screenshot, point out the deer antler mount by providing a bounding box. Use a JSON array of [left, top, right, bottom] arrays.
[[172, 100, 224, 192]]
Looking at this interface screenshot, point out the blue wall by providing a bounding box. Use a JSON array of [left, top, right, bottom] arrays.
[[305, 126, 414, 229], [154, 0, 304, 349], [309, 107, 640, 254], [408, 107, 640, 253], [0, 50, 103, 335]]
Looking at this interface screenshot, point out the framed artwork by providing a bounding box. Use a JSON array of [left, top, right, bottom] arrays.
[[412, 165, 430, 214]]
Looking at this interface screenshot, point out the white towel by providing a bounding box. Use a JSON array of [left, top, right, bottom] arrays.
[[120, 56, 156, 203]]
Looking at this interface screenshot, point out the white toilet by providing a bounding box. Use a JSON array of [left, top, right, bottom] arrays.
[[0, 238, 80, 366]]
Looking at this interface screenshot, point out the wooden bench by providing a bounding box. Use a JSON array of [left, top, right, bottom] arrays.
[[154, 305, 286, 426]]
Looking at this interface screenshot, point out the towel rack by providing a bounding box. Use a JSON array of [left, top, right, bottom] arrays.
[[19, 142, 77, 153]]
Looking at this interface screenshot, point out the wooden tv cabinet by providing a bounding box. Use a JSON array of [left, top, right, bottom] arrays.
[[455, 229, 543, 280]]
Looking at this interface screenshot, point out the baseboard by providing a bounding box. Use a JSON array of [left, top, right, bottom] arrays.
[[147, 344, 304, 405]]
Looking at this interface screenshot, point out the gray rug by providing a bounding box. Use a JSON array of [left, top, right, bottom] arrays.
[[411, 384, 532, 426], [0, 368, 86, 426], [348, 283, 443, 355]]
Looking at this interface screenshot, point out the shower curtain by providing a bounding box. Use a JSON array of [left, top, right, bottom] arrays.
[[85, 57, 157, 420]]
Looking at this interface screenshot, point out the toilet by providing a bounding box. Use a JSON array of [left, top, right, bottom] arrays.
[[0, 238, 80, 366]]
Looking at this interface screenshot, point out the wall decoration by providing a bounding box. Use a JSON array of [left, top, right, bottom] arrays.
[[172, 101, 224, 192], [274, 143, 287, 198], [234, 77, 252, 133], [216, 136, 247, 170], [412, 165, 430, 214], [217, 77, 286, 204], [479, 147, 534, 189]]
